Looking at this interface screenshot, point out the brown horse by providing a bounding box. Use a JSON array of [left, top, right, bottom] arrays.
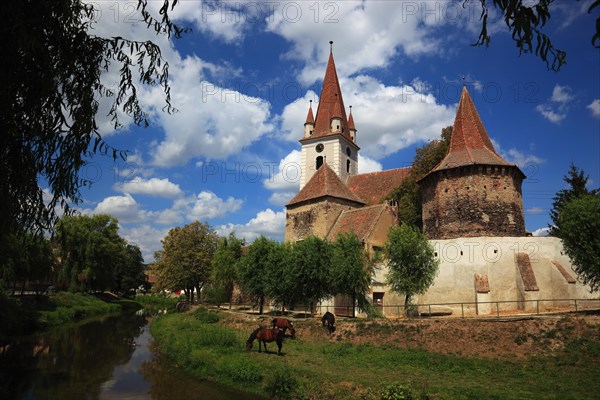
[[321, 311, 335, 333], [271, 318, 296, 338], [246, 328, 284, 355]]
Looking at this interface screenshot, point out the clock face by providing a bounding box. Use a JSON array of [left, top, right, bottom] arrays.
[[316, 144, 324, 153]]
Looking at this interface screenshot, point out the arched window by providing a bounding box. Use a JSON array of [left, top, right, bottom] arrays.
[[316, 156, 324, 170], [346, 159, 351, 173]]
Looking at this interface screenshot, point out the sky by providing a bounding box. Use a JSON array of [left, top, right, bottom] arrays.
[[71, 0, 600, 262]]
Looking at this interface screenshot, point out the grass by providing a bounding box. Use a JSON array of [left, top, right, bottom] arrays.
[[150, 310, 600, 400], [0, 292, 154, 338], [134, 294, 179, 311]]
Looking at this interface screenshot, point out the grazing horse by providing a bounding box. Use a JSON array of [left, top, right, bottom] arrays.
[[271, 318, 296, 338], [246, 328, 284, 355], [321, 311, 335, 333]]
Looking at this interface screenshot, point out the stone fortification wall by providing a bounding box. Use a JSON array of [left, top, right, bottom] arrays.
[[284, 198, 360, 242], [421, 165, 526, 239]]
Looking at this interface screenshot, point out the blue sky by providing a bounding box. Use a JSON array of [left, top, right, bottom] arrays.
[[72, 1, 600, 262]]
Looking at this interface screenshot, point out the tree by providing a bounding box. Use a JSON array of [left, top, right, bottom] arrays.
[[0, 1, 188, 236], [286, 236, 333, 313], [0, 232, 54, 295], [549, 164, 597, 237], [470, 0, 600, 71], [383, 225, 440, 314], [330, 233, 373, 317], [154, 221, 218, 303], [264, 241, 294, 312], [555, 194, 600, 292], [211, 233, 244, 309], [114, 243, 146, 296], [56, 214, 128, 292], [237, 236, 279, 314], [388, 126, 452, 229]]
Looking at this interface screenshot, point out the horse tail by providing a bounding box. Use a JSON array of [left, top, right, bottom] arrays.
[[271, 319, 277, 328]]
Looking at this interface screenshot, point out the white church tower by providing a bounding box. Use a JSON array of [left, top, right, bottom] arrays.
[[299, 42, 359, 190]]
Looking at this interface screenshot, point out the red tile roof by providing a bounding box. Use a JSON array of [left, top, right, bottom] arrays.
[[305, 102, 315, 125], [311, 51, 353, 141], [346, 167, 412, 205], [326, 205, 386, 242], [348, 110, 356, 131], [430, 87, 517, 173], [516, 253, 539, 291], [287, 163, 365, 207], [474, 273, 490, 293]]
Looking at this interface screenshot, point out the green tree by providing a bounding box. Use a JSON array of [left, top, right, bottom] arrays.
[[211, 233, 244, 309], [238, 236, 279, 314], [57, 214, 127, 292], [286, 236, 333, 313], [264, 241, 294, 312], [0, 1, 187, 236], [383, 225, 440, 313], [471, 0, 600, 71], [555, 194, 600, 292], [154, 221, 218, 303], [330, 233, 373, 317], [388, 126, 452, 229], [114, 243, 146, 296], [549, 164, 597, 237], [0, 232, 54, 295]]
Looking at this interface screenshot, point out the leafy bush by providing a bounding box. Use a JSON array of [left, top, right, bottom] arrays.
[[193, 307, 220, 323], [264, 367, 301, 399], [380, 384, 414, 400]]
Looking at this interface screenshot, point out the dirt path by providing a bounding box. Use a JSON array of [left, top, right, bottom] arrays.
[[216, 308, 600, 359]]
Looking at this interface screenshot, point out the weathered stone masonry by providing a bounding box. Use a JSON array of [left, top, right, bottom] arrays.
[[421, 164, 526, 239]]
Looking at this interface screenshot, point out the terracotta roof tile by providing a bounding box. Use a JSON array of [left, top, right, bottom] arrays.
[[348, 110, 356, 131], [430, 87, 519, 173], [551, 261, 576, 284], [516, 253, 539, 291], [474, 273, 490, 293], [312, 52, 353, 141], [346, 167, 411, 205], [305, 103, 315, 125], [326, 205, 386, 242], [287, 163, 365, 207]]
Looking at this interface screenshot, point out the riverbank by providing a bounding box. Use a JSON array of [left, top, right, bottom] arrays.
[[0, 292, 177, 339], [150, 308, 600, 399]]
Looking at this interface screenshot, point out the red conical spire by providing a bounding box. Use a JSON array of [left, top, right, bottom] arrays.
[[348, 105, 356, 131], [430, 86, 519, 173], [304, 100, 315, 125], [311, 42, 351, 139]]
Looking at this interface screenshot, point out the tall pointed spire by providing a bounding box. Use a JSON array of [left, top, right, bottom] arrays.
[[430, 86, 520, 173], [304, 100, 315, 125], [348, 105, 356, 131], [310, 41, 351, 140]]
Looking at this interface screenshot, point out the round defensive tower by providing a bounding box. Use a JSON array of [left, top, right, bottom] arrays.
[[418, 87, 527, 239]]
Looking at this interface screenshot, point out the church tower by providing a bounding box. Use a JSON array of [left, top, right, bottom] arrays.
[[418, 87, 527, 239], [299, 42, 359, 189]]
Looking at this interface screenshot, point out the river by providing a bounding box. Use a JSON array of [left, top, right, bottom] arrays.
[[0, 312, 259, 400]]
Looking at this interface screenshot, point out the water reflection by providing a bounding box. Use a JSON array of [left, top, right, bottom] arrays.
[[0, 313, 259, 400]]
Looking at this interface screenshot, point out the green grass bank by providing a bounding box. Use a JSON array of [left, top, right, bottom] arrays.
[[150, 309, 600, 400], [0, 293, 177, 338]]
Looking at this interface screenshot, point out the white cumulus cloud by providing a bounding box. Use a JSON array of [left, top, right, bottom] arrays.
[[114, 178, 184, 199], [587, 99, 600, 119], [216, 208, 286, 243]]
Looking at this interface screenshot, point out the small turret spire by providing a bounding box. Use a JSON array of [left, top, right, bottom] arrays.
[[329, 40, 333, 54]]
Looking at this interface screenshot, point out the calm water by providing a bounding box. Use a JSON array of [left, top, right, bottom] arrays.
[[0, 313, 259, 400]]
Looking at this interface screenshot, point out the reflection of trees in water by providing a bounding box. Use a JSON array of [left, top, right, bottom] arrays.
[[0, 314, 146, 400]]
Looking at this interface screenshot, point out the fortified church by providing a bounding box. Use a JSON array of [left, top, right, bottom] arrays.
[[285, 44, 597, 316]]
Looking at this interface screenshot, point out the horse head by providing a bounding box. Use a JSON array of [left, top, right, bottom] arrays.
[[246, 327, 261, 351]]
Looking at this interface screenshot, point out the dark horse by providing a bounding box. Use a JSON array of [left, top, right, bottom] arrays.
[[321, 311, 335, 333], [246, 328, 284, 355], [271, 318, 296, 338]]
